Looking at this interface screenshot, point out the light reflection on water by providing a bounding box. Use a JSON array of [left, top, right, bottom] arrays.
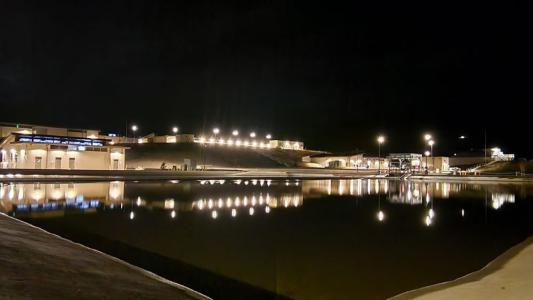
[[1, 179, 533, 299], [0, 179, 523, 220]]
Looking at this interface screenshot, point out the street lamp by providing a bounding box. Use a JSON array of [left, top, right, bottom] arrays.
[[172, 127, 178, 134], [424, 150, 430, 172], [428, 140, 435, 172], [250, 132, 256, 138], [266, 134, 272, 139], [131, 125, 138, 138], [424, 134, 432, 142], [377, 135, 385, 174], [232, 130, 239, 136], [213, 128, 220, 135]]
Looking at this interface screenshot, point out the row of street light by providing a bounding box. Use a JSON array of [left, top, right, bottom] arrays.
[[212, 127, 272, 140], [128, 124, 272, 140]]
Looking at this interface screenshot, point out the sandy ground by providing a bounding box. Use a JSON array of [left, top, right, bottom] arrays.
[[0, 213, 210, 300], [390, 237, 533, 300]]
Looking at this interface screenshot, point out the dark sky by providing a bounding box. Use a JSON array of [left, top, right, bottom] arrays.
[[1, 1, 531, 157]]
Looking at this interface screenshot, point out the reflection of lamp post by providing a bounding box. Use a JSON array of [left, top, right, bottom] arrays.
[[377, 135, 385, 174]]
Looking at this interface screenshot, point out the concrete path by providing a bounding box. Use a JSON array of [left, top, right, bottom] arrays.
[[0, 213, 210, 300], [390, 237, 533, 300]]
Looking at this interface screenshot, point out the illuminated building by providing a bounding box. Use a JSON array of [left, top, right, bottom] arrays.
[[0, 123, 126, 170]]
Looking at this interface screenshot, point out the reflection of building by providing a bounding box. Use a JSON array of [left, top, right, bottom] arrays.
[[0, 181, 124, 215], [0, 123, 127, 170]]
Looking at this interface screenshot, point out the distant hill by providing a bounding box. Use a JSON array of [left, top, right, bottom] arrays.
[[124, 143, 322, 169]]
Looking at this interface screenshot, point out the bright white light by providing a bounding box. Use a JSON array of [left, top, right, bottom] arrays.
[[131, 125, 138, 132], [227, 139, 233, 146], [425, 151, 430, 157], [129, 211, 135, 220], [249, 132, 256, 138], [424, 134, 432, 141], [377, 210, 385, 222], [218, 138, 225, 145], [231, 208, 237, 217], [266, 134, 272, 139], [172, 127, 178, 134], [209, 137, 215, 144], [265, 206, 271, 213], [249, 207, 254, 215], [213, 128, 220, 135], [243, 140, 249, 146], [232, 130, 239, 136], [377, 136, 385, 144], [428, 208, 435, 219], [211, 210, 218, 219], [136, 196, 142, 206], [199, 136, 206, 143], [461, 209, 465, 217], [428, 140, 435, 146], [171, 210, 176, 218], [235, 139, 241, 146], [425, 215, 432, 226], [459, 135, 466, 139]]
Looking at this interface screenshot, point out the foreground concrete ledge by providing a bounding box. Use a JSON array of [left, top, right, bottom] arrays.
[[0, 213, 210, 300], [390, 236, 533, 300]]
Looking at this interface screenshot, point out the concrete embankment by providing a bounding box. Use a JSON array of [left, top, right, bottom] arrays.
[[1, 168, 532, 183], [0, 213, 210, 300], [0, 168, 379, 182], [390, 236, 533, 300]]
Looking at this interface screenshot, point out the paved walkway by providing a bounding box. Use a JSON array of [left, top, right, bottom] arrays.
[[0, 213, 210, 300], [390, 236, 533, 300]]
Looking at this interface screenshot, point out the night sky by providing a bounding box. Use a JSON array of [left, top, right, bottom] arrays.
[[1, 1, 531, 156]]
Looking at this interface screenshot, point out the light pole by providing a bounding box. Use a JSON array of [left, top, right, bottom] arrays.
[[423, 134, 432, 173], [377, 135, 385, 174], [424, 150, 430, 173], [428, 140, 435, 172], [213, 128, 220, 143], [131, 125, 138, 140]]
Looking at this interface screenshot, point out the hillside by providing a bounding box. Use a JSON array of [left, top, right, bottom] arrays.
[[124, 143, 319, 169]]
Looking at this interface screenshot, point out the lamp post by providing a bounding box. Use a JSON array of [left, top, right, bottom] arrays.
[[131, 125, 138, 140], [423, 134, 431, 173], [213, 128, 220, 143], [377, 135, 385, 174], [428, 140, 435, 172], [424, 150, 430, 173]]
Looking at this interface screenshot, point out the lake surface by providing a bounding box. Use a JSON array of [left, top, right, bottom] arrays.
[[2, 179, 533, 299]]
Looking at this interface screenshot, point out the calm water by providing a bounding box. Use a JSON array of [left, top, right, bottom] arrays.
[[2, 179, 533, 299]]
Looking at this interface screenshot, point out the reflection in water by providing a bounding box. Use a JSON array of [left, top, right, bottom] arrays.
[[0, 179, 523, 219], [0, 181, 124, 217], [1, 179, 532, 300]]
